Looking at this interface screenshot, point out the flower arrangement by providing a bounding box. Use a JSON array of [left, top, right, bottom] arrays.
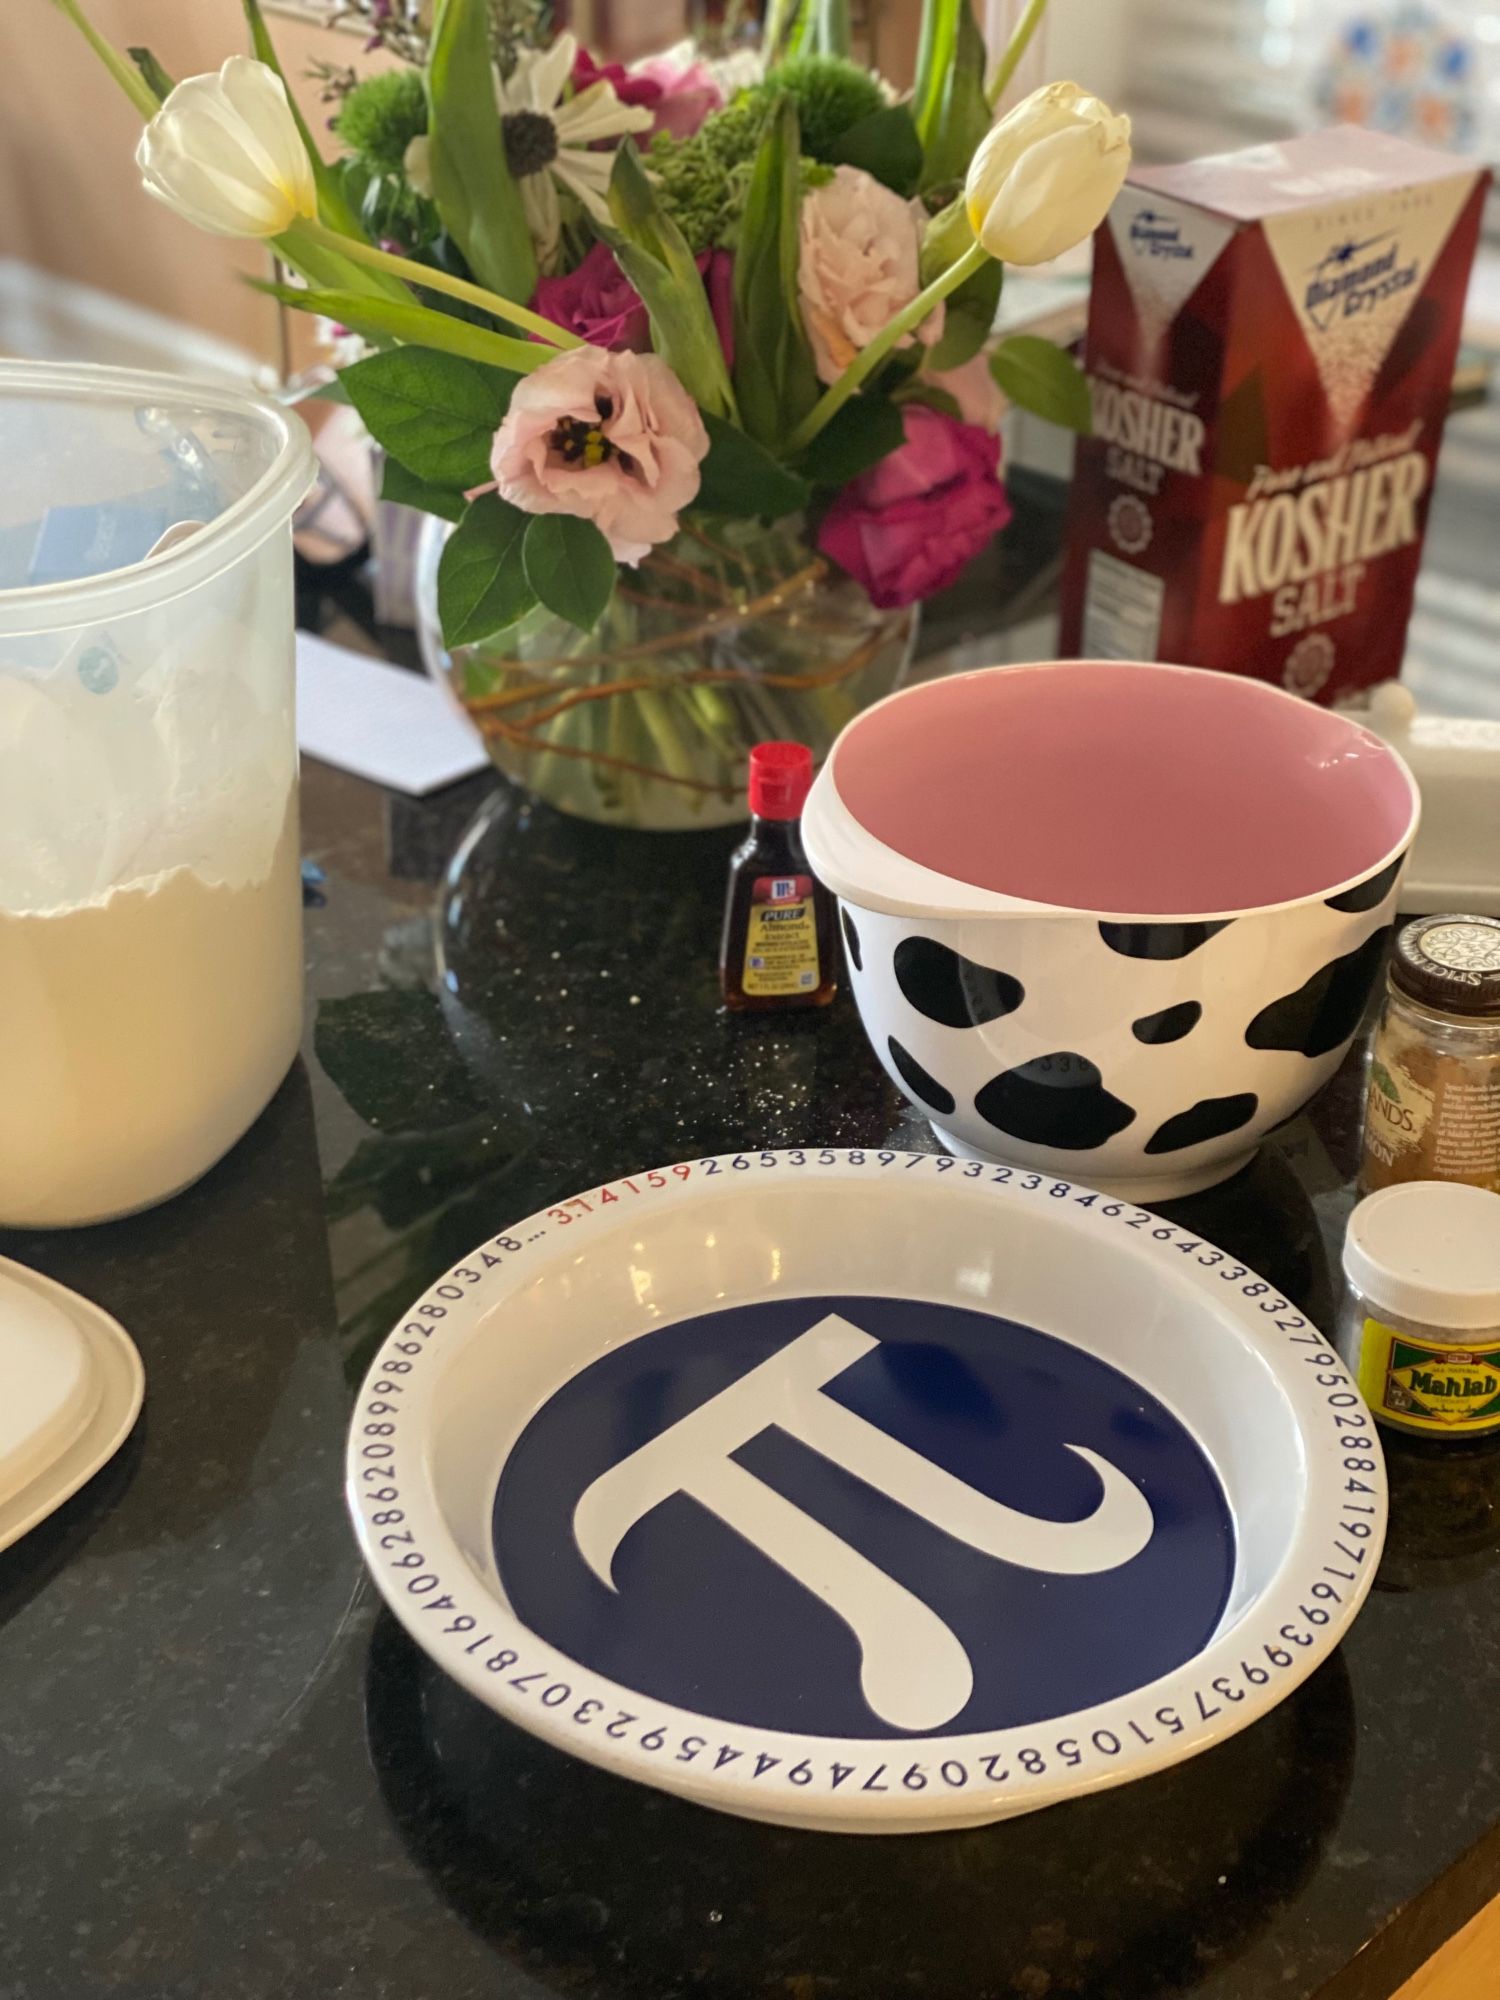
[[52, 0, 1129, 822]]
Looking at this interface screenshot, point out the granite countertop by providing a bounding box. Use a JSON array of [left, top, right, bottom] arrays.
[[5, 478, 1500, 1999]]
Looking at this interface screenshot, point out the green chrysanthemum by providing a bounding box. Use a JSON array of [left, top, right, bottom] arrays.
[[336, 68, 428, 177], [750, 55, 885, 161]]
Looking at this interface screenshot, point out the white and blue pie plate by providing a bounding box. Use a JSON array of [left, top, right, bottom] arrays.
[[345, 1149, 1386, 1834]]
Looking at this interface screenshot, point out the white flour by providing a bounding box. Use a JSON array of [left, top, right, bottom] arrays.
[[0, 803, 302, 1228]]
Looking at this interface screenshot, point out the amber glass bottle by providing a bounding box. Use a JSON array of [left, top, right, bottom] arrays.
[[720, 743, 838, 1012]]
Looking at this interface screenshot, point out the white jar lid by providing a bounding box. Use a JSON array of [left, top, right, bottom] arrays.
[[1344, 1182, 1500, 1331]]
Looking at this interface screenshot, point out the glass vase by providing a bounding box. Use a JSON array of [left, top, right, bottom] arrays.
[[415, 514, 917, 831]]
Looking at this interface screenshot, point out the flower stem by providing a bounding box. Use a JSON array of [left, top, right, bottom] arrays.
[[50, 0, 161, 117], [986, 0, 1050, 109], [785, 241, 989, 455], [296, 222, 580, 349]]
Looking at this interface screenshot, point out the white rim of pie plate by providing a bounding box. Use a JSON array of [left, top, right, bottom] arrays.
[[0, 1256, 145, 1554], [345, 1150, 1387, 1834]]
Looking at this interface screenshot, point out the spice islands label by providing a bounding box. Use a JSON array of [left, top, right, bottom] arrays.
[[1360, 1319, 1500, 1433]]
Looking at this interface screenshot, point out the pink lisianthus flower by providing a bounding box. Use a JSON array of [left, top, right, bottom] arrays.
[[571, 46, 663, 113], [532, 242, 736, 365], [816, 405, 1012, 609], [798, 165, 944, 387], [489, 346, 710, 565], [629, 52, 723, 138]]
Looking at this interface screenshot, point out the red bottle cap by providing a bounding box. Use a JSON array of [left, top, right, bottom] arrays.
[[748, 741, 814, 820]]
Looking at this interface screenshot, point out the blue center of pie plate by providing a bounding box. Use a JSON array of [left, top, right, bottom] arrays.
[[492, 1295, 1236, 1739]]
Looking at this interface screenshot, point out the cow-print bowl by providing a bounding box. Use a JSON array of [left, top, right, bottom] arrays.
[[804, 664, 1419, 1201]]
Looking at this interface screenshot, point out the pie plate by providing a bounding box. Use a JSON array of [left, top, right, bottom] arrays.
[[345, 1149, 1386, 1834]]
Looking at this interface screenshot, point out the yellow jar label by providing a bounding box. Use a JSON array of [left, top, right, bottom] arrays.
[[741, 874, 822, 998], [1358, 1316, 1500, 1433]]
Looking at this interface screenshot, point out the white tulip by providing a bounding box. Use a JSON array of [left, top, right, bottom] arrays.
[[965, 81, 1131, 267], [403, 134, 434, 201], [136, 56, 317, 239]]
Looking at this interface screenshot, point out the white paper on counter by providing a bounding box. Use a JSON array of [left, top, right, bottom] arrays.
[[295, 630, 488, 796]]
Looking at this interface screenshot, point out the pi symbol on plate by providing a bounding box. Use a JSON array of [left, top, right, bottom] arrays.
[[491, 1297, 1235, 1737]]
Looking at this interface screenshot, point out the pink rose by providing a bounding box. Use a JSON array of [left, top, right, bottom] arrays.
[[571, 47, 663, 113], [934, 346, 1005, 432], [534, 242, 651, 352], [798, 165, 945, 386], [489, 346, 710, 565], [816, 405, 1013, 609], [630, 53, 724, 139], [703, 247, 735, 368], [533, 242, 736, 365]]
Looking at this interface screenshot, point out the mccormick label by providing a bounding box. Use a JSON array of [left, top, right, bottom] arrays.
[[740, 873, 822, 997], [1059, 127, 1490, 703]]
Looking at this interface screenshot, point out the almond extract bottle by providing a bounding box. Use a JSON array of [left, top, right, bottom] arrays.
[[720, 742, 838, 1012]]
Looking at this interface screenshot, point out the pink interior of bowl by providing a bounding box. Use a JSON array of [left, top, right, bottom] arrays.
[[833, 663, 1415, 917]]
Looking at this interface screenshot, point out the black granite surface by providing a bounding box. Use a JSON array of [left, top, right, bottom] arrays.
[[4, 563, 1500, 1998]]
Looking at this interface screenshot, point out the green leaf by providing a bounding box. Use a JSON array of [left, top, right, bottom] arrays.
[[898, 382, 962, 420], [696, 411, 812, 519], [797, 395, 905, 487], [829, 106, 922, 195], [925, 255, 1002, 370], [522, 515, 616, 633], [910, 0, 961, 159], [249, 279, 544, 376], [606, 144, 736, 421], [241, 0, 372, 250], [438, 495, 535, 648], [426, 0, 537, 303], [918, 0, 993, 192], [1371, 1060, 1401, 1104], [381, 457, 467, 523], [732, 98, 821, 452], [990, 334, 1092, 433], [806, 0, 852, 56], [340, 346, 516, 488], [762, 0, 802, 63], [126, 45, 174, 100]]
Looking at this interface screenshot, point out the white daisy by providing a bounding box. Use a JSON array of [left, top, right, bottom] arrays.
[[497, 32, 654, 270]]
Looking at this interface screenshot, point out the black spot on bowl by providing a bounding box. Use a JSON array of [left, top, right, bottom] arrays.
[[841, 908, 863, 972], [1099, 921, 1231, 960], [1245, 927, 1389, 1058], [974, 1053, 1136, 1151], [894, 936, 1024, 1029], [1145, 1093, 1260, 1155], [1132, 1001, 1203, 1045], [887, 1037, 956, 1116], [1325, 854, 1404, 914]]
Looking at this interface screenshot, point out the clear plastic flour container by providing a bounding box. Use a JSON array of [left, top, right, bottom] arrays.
[[0, 363, 314, 1227]]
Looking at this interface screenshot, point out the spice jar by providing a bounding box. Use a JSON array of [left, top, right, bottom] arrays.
[[1341, 1181, 1500, 1440], [1359, 914, 1500, 1196]]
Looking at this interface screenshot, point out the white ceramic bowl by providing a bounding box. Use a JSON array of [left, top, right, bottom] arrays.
[[804, 662, 1419, 1200], [346, 1151, 1386, 1834]]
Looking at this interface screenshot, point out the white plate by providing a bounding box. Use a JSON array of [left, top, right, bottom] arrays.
[[345, 1150, 1386, 1834], [0, 1256, 144, 1552]]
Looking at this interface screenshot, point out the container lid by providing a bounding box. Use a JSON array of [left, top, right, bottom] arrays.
[[1344, 1182, 1500, 1331], [1391, 914, 1500, 1017], [0, 361, 313, 638], [749, 741, 813, 820], [0, 1257, 145, 1551]]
